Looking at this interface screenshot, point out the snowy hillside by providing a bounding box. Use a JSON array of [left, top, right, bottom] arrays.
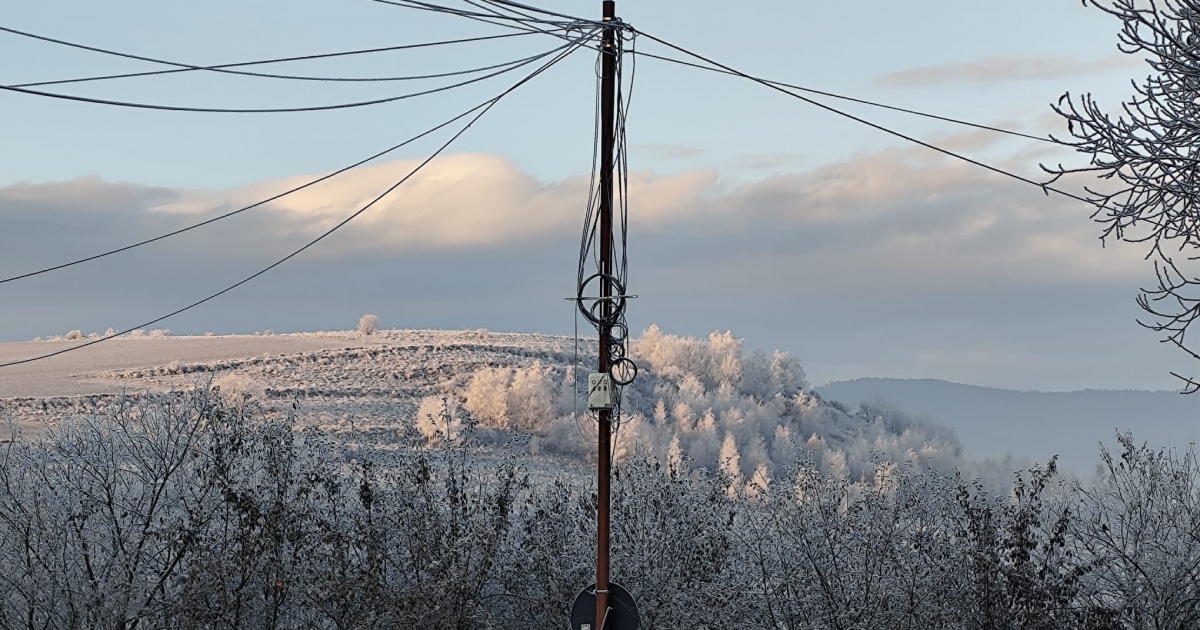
[[4, 327, 1003, 485]]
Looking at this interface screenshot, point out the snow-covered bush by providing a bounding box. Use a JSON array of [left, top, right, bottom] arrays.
[[463, 361, 556, 432], [212, 372, 267, 409], [64, 329, 83, 340], [358, 313, 379, 336], [415, 395, 461, 445]]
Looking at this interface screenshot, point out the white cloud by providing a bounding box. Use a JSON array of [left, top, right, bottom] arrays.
[[5, 142, 1150, 289], [0, 143, 1170, 390], [150, 154, 718, 254]]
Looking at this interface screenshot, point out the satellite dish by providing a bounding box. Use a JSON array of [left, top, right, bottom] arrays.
[[569, 582, 639, 630]]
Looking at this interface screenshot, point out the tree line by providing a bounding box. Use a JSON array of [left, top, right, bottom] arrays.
[[0, 387, 1196, 630]]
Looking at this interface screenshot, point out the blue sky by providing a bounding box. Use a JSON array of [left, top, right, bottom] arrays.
[[0, 0, 1130, 187], [2, 0, 1194, 392]]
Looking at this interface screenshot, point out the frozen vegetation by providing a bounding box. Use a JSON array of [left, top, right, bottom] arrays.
[[5, 326, 993, 488], [1, 326, 1197, 628], [0, 385, 1197, 629]]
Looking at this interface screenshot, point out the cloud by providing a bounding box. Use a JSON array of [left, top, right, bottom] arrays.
[[1, 146, 1146, 287], [875, 54, 1143, 88], [0, 144, 1170, 390], [146, 154, 719, 256]]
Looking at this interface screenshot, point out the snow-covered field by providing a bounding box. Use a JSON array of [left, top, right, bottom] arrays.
[[0, 329, 587, 433], [0, 332, 365, 398], [0, 326, 1001, 490]]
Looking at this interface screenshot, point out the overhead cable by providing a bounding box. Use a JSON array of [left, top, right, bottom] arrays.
[[0, 25, 550, 87], [478, 0, 595, 23], [466, 0, 541, 21], [0, 28, 597, 369], [630, 48, 1054, 144], [0, 38, 577, 113], [632, 30, 1103, 210], [0, 104, 495, 286], [367, 0, 603, 52], [368, 0, 598, 27]]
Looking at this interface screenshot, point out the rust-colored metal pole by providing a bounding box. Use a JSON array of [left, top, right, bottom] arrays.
[[596, 1, 617, 628]]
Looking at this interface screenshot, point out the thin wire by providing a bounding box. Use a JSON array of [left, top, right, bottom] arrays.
[[0, 103, 493, 286], [0, 30, 596, 369], [629, 48, 1054, 145], [0, 26, 550, 87], [368, 0, 596, 27], [369, 0, 597, 46], [556, 27, 1052, 146], [0, 40, 573, 113], [462, 0, 544, 22], [21, 49, 555, 87], [633, 29, 1105, 211], [478, 0, 593, 23]]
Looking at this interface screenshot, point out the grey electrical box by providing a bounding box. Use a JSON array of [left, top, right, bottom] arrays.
[[588, 373, 614, 410]]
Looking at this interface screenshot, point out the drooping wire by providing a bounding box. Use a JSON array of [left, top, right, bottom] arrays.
[[629, 47, 1054, 145], [573, 20, 638, 458], [1, 101, 491, 286], [478, 0, 594, 24], [364, 2, 1053, 146], [0, 40, 586, 286], [464, 0, 546, 22], [368, 0, 598, 28], [0, 25, 557, 87], [0, 28, 598, 369], [632, 29, 1107, 212], [367, 0, 601, 58], [0, 37, 577, 113]]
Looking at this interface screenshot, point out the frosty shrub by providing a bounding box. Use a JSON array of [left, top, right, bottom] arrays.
[[358, 313, 379, 336], [0, 389, 1196, 629], [64, 329, 83, 340], [442, 326, 976, 483], [415, 395, 461, 445], [212, 372, 267, 409], [463, 361, 556, 432]]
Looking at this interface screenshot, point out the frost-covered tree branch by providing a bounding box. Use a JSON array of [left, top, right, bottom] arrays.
[[1046, 0, 1200, 392]]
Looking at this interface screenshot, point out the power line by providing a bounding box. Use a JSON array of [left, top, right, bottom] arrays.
[[423, 11, 1054, 147], [1, 26, 561, 87], [368, 0, 597, 27], [629, 48, 1054, 145], [632, 29, 1103, 210], [0, 104, 496, 286], [479, 0, 594, 23], [0, 28, 597, 369], [394, 4, 1049, 147], [366, 0, 606, 69], [0, 38, 576, 113], [467, 0, 541, 21]]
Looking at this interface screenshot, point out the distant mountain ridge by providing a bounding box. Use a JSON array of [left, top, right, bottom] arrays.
[[816, 377, 1199, 475]]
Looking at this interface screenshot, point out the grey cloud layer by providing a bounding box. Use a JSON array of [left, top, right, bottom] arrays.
[[0, 146, 1170, 389]]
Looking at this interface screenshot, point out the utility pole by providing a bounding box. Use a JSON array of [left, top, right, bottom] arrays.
[[595, 1, 617, 629]]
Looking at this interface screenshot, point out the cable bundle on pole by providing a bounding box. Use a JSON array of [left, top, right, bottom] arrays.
[[568, 3, 638, 629]]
